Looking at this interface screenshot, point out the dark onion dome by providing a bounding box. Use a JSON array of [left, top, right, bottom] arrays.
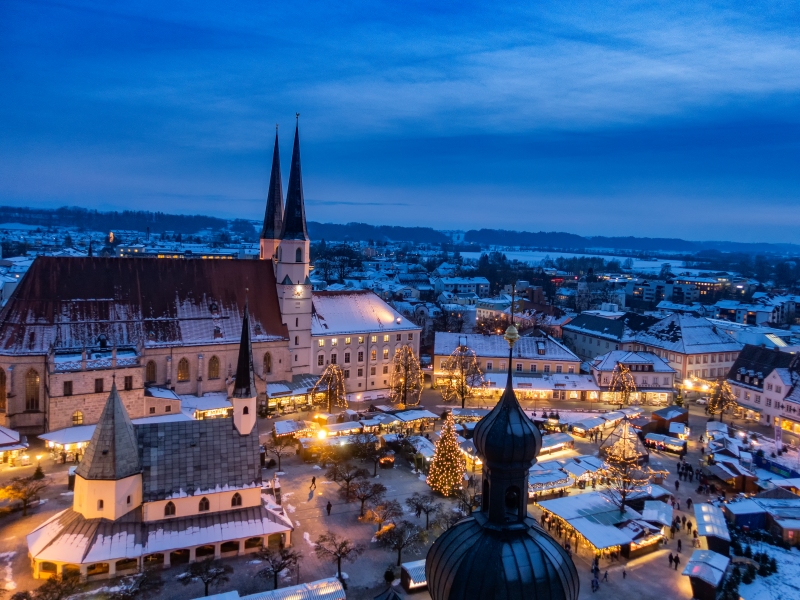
[[426, 324, 579, 600], [426, 512, 579, 600]]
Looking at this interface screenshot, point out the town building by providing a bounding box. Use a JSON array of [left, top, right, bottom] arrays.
[[432, 277, 490, 298], [26, 312, 293, 579], [590, 351, 677, 405], [561, 312, 660, 361]]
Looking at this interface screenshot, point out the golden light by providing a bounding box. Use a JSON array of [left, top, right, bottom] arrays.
[[684, 379, 693, 388], [317, 430, 327, 439], [36, 454, 43, 461], [702, 384, 709, 391]]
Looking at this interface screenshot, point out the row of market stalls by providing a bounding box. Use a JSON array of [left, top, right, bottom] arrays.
[[528, 455, 604, 499], [0, 424, 29, 467], [569, 408, 641, 437], [536, 489, 672, 559]]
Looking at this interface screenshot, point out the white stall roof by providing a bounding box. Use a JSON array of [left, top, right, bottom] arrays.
[[39, 425, 96, 446], [681, 550, 730, 586], [695, 503, 731, 541], [641, 500, 673, 527]]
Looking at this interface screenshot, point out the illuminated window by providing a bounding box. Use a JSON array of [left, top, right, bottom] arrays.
[[383, 348, 389, 360], [371, 336, 377, 343], [208, 356, 220, 380], [371, 349, 377, 361], [331, 339, 338, 347], [177, 358, 190, 382], [383, 335, 389, 342], [408, 333, 413, 340], [72, 411, 83, 426], [318, 339, 325, 347], [358, 336, 364, 343], [345, 337, 351, 345]]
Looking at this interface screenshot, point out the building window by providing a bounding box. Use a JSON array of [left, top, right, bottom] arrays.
[[127, 495, 131, 505], [408, 333, 413, 341], [206, 356, 219, 380], [568, 366, 575, 374], [94, 378, 104, 394], [295, 336, 299, 346], [124, 376, 133, 391], [383, 348, 389, 360], [357, 368, 363, 377], [396, 334, 401, 342], [370, 366, 376, 376], [97, 500, 104, 511], [345, 337, 351, 345], [146, 361, 156, 383], [295, 248, 302, 263], [776, 386, 782, 394], [765, 397, 771, 407], [358, 336, 364, 344], [516, 363, 523, 372], [486, 361, 493, 371], [319, 339, 325, 347], [371, 349, 377, 361], [318, 355, 324, 366], [149, 407, 156, 414], [344, 369, 350, 378], [25, 369, 40, 411], [358, 351, 364, 362], [556, 365, 562, 373], [231, 492, 242, 507], [72, 411, 83, 426], [344, 352, 351, 364], [543, 365, 550, 373], [383, 365, 389, 374], [530, 364, 537, 373], [199, 497, 210, 512], [767, 383, 773, 391], [500, 362, 506, 371], [177, 358, 190, 382], [165, 405, 172, 412], [165, 501, 176, 516], [371, 336, 377, 343], [63, 381, 73, 397], [331, 354, 337, 365], [383, 335, 389, 342], [331, 339, 338, 347]]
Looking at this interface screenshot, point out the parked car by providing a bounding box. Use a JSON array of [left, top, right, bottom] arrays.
[[695, 397, 709, 405]]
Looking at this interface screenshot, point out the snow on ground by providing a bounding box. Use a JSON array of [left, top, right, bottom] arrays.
[[312, 465, 322, 470], [739, 546, 800, 600], [285, 503, 296, 513], [302, 532, 316, 548], [0, 551, 15, 591], [294, 521, 301, 527]]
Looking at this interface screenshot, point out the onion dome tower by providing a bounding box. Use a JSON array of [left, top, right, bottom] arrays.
[[425, 325, 580, 600]]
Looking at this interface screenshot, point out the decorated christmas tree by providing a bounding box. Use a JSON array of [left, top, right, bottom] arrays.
[[389, 346, 423, 406], [312, 364, 348, 413], [427, 412, 466, 497], [609, 362, 637, 407], [439, 341, 484, 408]]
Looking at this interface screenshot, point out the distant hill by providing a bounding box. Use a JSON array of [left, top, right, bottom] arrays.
[[307, 221, 449, 244]]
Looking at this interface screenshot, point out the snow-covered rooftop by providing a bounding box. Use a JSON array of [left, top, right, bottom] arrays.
[[311, 291, 419, 335], [434, 332, 578, 361]]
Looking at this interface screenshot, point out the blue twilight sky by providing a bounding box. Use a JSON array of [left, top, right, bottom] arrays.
[[2, 1, 800, 243]]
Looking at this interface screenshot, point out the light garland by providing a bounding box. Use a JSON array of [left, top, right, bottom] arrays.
[[707, 380, 738, 424], [609, 362, 637, 408], [600, 418, 666, 512], [439, 342, 484, 408], [389, 346, 423, 407], [426, 412, 466, 497], [311, 364, 348, 413]]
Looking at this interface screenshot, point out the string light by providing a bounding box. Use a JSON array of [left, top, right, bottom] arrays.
[[426, 412, 466, 497], [608, 362, 637, 408], [707, 380, 738, 424], [600, 417, 666, 512], [312, 364, 348, 413], [389, 346, 423, 407], [439, 342, 484, 408]]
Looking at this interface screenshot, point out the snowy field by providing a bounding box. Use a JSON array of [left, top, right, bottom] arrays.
[[461, 250, 703, 275], [739, 545, 800, 600]]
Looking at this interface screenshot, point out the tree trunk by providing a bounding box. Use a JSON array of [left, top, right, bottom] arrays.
[[274, 571, 279, 590], [204, 581, 210, 596], [425, 512, 430, 530], [277, 454, 282, 471], [397, 547, 402, 566], [337, 557, 342, 579], [360, 499, 367, 516]]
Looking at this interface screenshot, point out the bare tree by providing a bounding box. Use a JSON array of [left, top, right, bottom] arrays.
[[263, 436, 295, 471], [439, 342, 484, 409], [352, 480, 387, 517], [108, 568, 163, 600], [351, 433, 389, 476], [28, 573, 82, 600], [314, 532, 365, 580], [708, 381, 738, 424], [177, 560, 233, 597], [376, 520, 428, 566], [257, 547, 303, 590], [405, 492, 442, 530], [326, 464, 369, 502], [0, 476, 49, 516], [366, 500, 404, 531], [389, 346, 424, 406]]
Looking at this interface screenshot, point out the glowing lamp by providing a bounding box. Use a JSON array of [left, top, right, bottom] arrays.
[[317, 430, 327, 439]]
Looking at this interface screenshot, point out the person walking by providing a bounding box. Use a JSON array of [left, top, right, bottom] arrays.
[[681, 515, 687, 528], [310, 476, 316, 491], [674, 555, 681, 571], [687, 498, 693, 511], [669, 553, 674, 568], [326, 501, 332, 516], [602, 571, 608, 583], [622, 567, 627, 579], [675, 480, 680, 492], [687, 520, 693, 532], [677, 539, 682, 553], [670, 525, 676, 539]]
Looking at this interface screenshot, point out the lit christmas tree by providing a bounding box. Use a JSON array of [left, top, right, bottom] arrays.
[[439, 340, 484, 409], [609, 362, 637, 408], [389, 346, 423, 406], [312, 364, 348, 413], [600, 417, 665, 512], [427, 412, 466, 497], [708, 380, 738, 423]]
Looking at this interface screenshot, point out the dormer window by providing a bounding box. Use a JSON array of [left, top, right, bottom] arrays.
[[199, 497, 210, 512], [209, 302, 219, 314], [164, 501, 176, 516], [231, 493, 242, 507], [97, 334, 108, 349]]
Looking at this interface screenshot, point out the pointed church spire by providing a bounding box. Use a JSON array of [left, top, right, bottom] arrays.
[[260, 126, 284, 240], [75, 382, 141, 480], [233, 301, 256, 398], [280, 115, 309, 241]]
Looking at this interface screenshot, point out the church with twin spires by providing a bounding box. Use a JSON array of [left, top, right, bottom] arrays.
[[0, 120, 421, 435]]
